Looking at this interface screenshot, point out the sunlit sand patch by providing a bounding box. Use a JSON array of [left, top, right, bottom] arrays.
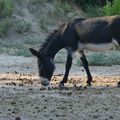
[[51, 75, 120, 87]]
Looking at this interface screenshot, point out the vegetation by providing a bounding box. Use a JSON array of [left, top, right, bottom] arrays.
[[0, 0, 14, 37], [0, 0, 120, 66], [0, 0, 14, 17], [60, 0, 99, 8], [75, 51, 120, 66], [55, 50, 120, 66], [14, 20, 31, 34], [0, 18, 12, 37], [30, 0, 77, 32], [103, 0, 120, 15], [15, 48, 32, 57]]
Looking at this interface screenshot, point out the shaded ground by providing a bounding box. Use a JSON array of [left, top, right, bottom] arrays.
[[0, 56, 120, 120]]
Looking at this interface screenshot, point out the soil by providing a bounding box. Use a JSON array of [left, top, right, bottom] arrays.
[[0, 56, 120, 120]]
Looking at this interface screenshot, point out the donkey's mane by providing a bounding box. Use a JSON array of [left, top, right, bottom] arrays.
[[39, 23, 66, 52]]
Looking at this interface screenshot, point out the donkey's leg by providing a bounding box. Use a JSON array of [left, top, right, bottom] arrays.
[[59, 54, 73, 87], [79, 51, 92, 86]]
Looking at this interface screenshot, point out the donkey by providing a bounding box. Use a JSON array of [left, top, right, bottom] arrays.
[[30, 15, 120, 87]]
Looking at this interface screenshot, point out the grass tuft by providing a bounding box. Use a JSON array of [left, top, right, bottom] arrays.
[[15, 48, 32, 57], [14, 20, 31, 34], [0, 0, 14, 37]]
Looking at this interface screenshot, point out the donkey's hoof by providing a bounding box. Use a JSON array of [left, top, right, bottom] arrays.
[[87, 82, 92, 87], [117, 81, 120, 87], [59, 83, 64, 89]]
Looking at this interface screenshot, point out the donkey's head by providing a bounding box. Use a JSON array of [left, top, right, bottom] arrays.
[[29, 48, 55, 86]]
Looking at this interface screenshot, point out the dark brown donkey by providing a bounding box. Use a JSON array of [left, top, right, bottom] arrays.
[[30, 15, 120, 87]]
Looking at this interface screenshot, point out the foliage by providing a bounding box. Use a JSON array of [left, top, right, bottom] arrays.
[[74, 0, 98, 8], [15, 48, 32, 57], [15, 20, 31, 34], [0, 0, 14, 37], [87, 53, 113, 66], [75, 51, 120, 66], [103, 0, 120, 15], [35, 0, 75, 32], [0, 18, 12, 37], [60, 0, 113, 7], [0, 0, 14, 18], [60, 0, 98, 8], [85, 5, 102, 17]]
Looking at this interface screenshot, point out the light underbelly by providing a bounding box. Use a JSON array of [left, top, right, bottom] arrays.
[[78, 42, 116, 52]]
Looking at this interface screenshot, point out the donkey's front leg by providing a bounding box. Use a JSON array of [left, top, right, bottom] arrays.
[[59, 54, 73, 88], [80, 51, 92, 86]]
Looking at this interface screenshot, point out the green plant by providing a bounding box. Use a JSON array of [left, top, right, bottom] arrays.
[[29, 0, 48, 5], [60, 0, 98, 9], [15, 48, 32, 57], [0, 18, 12, 37], [0, 0, 14, 18], [85, 5, 102, 17], [0, 41, 24, 49], [24, 38, 39, 45], [60, 1, 73, 13], [39, 15, 52, 31], [87, 53, 113, 66], [0, 0, 14, 37], [15, 20, 31, 34], [75, 51, 120, 66], [103, 0, 120, 15]]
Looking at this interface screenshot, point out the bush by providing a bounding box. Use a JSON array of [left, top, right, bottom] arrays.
[[0, 0, 14, 37], [0, 0, 14, 18], [75, 51, 120, 66], [15, 48, 32, 57], [60, 0, 98, 8], [103, 0, 120, 15], [15, 20, 31, 34], [85, 5, 102, 17], [0, 18, 12, 37]]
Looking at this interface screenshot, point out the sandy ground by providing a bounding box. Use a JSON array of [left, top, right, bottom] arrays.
[[0, 56, 120, 120]]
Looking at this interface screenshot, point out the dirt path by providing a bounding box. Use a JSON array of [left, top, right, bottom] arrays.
[[0, 56, 120, 120]]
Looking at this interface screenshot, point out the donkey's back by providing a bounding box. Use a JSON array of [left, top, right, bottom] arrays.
[[74, 15, 120, 44]]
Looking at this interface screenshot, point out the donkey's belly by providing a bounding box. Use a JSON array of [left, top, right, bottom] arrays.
[[78, 42, 115, 52]]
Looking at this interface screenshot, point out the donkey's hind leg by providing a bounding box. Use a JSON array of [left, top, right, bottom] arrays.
[[79, 51, 92, 86], [59, 53, 73, 88]]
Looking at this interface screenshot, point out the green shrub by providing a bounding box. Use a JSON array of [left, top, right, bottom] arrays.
[[0, 18, 12, 37], [24, 38, 39, 45], [15, 20, 31, 34], [29, 0, 48, 4], [60, 0, 98, 8], [103, 0, 120, 15], [0, 41, 23, 49], [39, 15, 52, 31], [0, 0, 14, 37], [87, 53, 113, 66], [75, 0, 98, 7], [0, 0, 14, 18], [75, 51, 120, 66], [15, 48, 32, 57], [85, 5, 102, 17], [59, 1, 73, 13]]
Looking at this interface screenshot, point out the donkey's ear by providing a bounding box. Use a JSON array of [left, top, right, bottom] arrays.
[[29, 48, 39, 57]]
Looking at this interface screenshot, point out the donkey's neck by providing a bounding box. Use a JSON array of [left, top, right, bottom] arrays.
[[42, 37, 63, 59]]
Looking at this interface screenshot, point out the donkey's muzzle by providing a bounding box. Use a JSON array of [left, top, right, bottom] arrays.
[[40, 77, 50, 86]]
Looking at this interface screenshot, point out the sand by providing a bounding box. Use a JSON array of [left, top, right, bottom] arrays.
[[0, 56, 120, 120]]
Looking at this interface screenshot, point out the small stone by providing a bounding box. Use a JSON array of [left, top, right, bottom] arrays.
[[109, 116, 114, 119], [84, 86, 87, 89], [15, 117, 21, 120], [47, 87, 51, 90]]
